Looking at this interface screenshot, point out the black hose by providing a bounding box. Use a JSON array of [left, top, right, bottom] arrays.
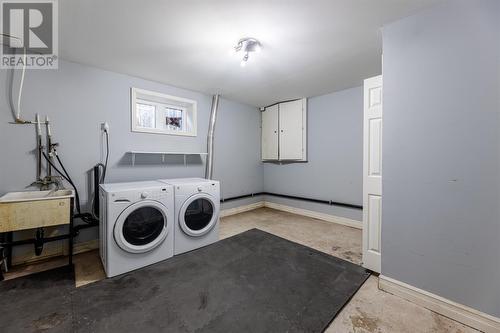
[[53, 154, 100, 224], [42, 152, 82, 214], [42, 135, 109, 226], [54, 155, 100, 224], [55, 155, 76, 190], [55, 155, 81, 214], [41, 152, 71, 184]]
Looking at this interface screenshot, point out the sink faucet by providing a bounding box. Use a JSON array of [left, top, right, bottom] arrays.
[[31, 175, 63, 191], [45, 181, 64, 197], [30, 114, 64, 191]]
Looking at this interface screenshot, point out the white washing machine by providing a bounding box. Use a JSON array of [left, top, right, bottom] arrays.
[[99, 181, 174, 277], [157, 178, 220, 255]]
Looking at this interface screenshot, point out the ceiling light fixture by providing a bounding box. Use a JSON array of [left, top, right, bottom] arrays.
[[232, 37, 262, 67]]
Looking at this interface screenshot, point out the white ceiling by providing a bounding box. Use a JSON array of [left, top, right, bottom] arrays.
[[60, 0, 440, 107]]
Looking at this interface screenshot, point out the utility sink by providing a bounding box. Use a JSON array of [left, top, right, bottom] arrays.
[[0, 189, 74, 203], [0, 189, 74, 232]]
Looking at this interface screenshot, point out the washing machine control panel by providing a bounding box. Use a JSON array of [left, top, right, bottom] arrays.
[[140, 188, 171, 201]]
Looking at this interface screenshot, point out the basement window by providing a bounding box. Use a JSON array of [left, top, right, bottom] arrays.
[[131, 88, 197, 136]]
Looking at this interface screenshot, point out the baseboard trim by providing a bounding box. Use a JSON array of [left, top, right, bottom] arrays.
[[12, 201, 359, 265], [220, 201, 362, 230], [73, 239, 99, 255], [379, 275, 500, 333], [11, 239, 99, 266], [263, 201, 362, 229], [220, 201, 265, 217], [11, 241, 64, 265]]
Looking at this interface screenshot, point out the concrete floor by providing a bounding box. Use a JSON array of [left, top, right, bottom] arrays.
[[4, 207, 478, 333], [220, 208, 478, 333]]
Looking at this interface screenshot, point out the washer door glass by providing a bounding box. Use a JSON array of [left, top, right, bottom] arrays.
[[179, 194, 219, 237], [123, 207, 164, 246], [114, 201, 169, 253]]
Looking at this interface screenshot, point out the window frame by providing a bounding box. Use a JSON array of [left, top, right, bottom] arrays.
[[131, 87, 197, 137]]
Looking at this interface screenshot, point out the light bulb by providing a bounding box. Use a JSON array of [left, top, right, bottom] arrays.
[[231, 38, 261, 67], [229, 46, 240, 56]]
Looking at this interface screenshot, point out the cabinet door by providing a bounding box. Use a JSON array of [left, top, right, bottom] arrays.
[[261, 104, 279, 160], [279, 99, 305, 160]]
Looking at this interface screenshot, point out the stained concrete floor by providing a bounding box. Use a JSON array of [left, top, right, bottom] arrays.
[[4, 207, 478, 333], [221, 208, 478, 333]]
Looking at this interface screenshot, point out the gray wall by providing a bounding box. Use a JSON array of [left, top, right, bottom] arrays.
[[0, 60, 263, 251], [215, 98, 264, 200], [263, 87, 363, 221], [382, 0, 500, 317]]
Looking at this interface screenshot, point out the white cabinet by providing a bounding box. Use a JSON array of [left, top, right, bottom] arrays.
[[261, 98, 307, 161], [261, 104, 279, 160]]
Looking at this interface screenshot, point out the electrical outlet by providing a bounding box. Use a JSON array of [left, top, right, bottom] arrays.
[[101, 122, 109, 132]]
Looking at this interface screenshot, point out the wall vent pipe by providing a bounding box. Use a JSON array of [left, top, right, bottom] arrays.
[[205, 94, 220, 179]]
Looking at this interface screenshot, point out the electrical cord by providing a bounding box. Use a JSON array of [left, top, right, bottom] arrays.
[[89, 131, 109, 218], [89, 162, 104, 219], [95, 163, 104, 181], [89, 130, 109, 218], [101, 130, 109, 182]]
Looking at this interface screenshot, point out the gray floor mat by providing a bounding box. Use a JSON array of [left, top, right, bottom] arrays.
[[1, 229, 370, 333], [0, 265, 75, 333]]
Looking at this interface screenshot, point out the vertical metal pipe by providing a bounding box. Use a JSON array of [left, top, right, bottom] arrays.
[[205, 94, 220, 179], [45, 116, 52, 179], [35, 113, 43, 181]]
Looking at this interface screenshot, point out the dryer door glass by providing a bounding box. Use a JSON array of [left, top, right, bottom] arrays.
[[184, 199, 214, 231], [123, 207, 165, 246]]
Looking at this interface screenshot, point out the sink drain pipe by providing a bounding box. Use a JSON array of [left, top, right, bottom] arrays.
[[205, 94, 220, 180]]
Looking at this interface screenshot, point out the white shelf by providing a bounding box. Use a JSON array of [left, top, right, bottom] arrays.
[[128, 151, 207, 155], [127, 151, 207, 166]]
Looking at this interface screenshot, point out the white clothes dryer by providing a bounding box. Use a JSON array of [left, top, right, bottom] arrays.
[[157, 178, 220, 255]]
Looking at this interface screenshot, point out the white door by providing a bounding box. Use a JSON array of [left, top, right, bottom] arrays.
[[363, 75, 383, 273], [279, 99, 304, 160], [261, 104, 279, 160]]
